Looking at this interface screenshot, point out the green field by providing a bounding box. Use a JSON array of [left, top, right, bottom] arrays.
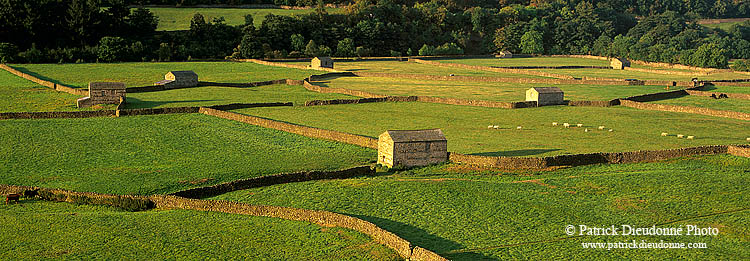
[[287, 60, 546, 78], [535, 68, 750, 81], [212, 155, 750, 260], [312, 76, 672, 101], [0, 114, 375, 195], [232, 102, 750, 156], [125, 84, 353, 109], [146, 7, 343, 31], [649, 95, 750, 114], [702, 84, 750, 94], [10, 62, 320, 89], [0, 70, 117, 112], [440, 57, 611, 67], [0, 201, 397, 260]]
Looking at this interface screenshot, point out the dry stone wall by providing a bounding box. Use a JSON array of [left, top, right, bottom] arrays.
[[409, 58, 576, 79], [0, 64, 88, 96], [686, 90, 750, 100], [728, 145, 750, 158], [304, 96, 417, 106], [199, 107, 379, 149], [450, 145, 730, 169], [0, 110, 116, 120]]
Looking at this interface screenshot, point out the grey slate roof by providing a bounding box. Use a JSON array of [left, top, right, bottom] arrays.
[[383, 129, 446, 142]]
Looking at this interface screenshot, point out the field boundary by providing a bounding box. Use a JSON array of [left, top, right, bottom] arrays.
[[126, 79, 302, 93], [449, 145, 732, 169], [170, 166, 374, 198], [0, 64, 88, 96], [199, 107, 379, 149], [686, 90, 750, 100], [620, 99, 750, 120], [0, 184, 445, 261], [304, 96, 418, 106]]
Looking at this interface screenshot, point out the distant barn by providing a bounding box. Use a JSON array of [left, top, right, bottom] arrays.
[[497, 51, 513, 58], [378, 129, 448, 168], [526, 87, 564, 106], [611, 58, 630, 70], [311, 57, 334, 69], [155, 71, 198, 88]]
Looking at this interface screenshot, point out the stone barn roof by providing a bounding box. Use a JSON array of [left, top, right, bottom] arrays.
[[529, 87, 563, 94], [383, 129, 447, 142], [168, 71, 198, 78]]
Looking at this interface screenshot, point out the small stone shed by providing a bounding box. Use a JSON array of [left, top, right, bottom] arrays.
[[526, 87, 564, 106], [497, 51, 513, 58], [76, 82, 126, 108], [311, 57, 334, 69], [611, 58, 630, 70], [155, 71, 198, 88], [378, 129, 448, 168]]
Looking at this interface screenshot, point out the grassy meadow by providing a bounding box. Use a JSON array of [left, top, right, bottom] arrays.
[[232, 102, 750, 156], [312, 76, 673, 101], [10, 62, 320, 89], [0, 70, 118, 112], [0, 201, 397, 260], [648, 95, 750, 114], [0, 113, 375, 195], [146, 7, 343, 31], [125, 84, 353, 109], [212, 155, 750, 260], [439, 57, 611, 67], [286, 60, 546, 78], [702, 84, 750, 94]]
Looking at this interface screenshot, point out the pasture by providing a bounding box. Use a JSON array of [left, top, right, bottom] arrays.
[[10, 62, 320, 89], [311, 76, 671, 101], [1, 55, 749, 260], [0, 70, 116, 112], [146, 7, 343, 31], [0, 114, 375, 195], [440, 57, 611, 67], [231, 102, 750, 156], [0, 201, 397, 259], [212, 154, 750, 260], [125, 84, 353, 109], [648, 95, 750, 114]]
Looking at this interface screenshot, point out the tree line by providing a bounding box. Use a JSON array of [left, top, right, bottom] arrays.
[[1, 0, 750, 69]]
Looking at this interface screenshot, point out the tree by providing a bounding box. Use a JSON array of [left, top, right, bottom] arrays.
[[520, 30, 544, 54], [304, 40, 319, 57], [418, 44, 435, 56], [335, 38, 355, 57], [97, 36, 127, 62], [592, 35, 613, 57], [126, 8, 158, 40], [67, 0, 103, 45], [690, 43, 728, 68], [0, 42, 18, 63], [290, 34, 305, 52], [238, 34, 263, 59]]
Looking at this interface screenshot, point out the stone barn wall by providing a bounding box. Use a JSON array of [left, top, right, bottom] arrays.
[[378, 129, 448, 168]]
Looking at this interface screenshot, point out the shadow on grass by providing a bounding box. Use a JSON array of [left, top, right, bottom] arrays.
[[348, 214, 494, 260], [123, 97, 218, 109], [10, 66, 83, 88], [471, 149, 561, 157]]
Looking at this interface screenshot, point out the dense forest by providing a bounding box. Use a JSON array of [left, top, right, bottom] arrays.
[[1, 0, 750, 69]]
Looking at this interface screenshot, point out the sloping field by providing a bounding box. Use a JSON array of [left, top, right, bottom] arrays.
[[648, 96, 750, 114], [232, 102, 750, 156], [212, 155, 750, 260], [0, 201, 397, 259], [146, 7, 344, 31], [0, 113, 375, 195], [0, 70, 117, 112]]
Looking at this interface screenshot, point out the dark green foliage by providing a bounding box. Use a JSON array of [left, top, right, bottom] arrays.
[[0, 42, 18, 63], [731, 59, 750, 71], [97, 36, 128, 62], [335, 38, 355, 57]]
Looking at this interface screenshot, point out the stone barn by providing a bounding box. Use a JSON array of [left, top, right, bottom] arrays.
[[77, 82, 126, 108], [498, 51, 513, 58], [311, 57, 334, 69], [155, 71, 198, 89], [378, 129, 448, 168], [611, 58, 630, 70], [526, 87, 564, 106]]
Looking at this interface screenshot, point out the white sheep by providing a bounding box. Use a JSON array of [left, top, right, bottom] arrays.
[[517, 126, 522, 130], [552, 122, 558, 126], [661, 132, 668, 136], [488, 125, 493, 129], [577, 123, 583, 127], [584, 128, 589, 132], [494, 125, 499, 129], [687, 136, 694, 139], [563, 123, 570, 128], [677, 134, 684, 138], [608, 129, 613, 132], [747, 137, 750, 141], [598, 126, 605, 130]]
